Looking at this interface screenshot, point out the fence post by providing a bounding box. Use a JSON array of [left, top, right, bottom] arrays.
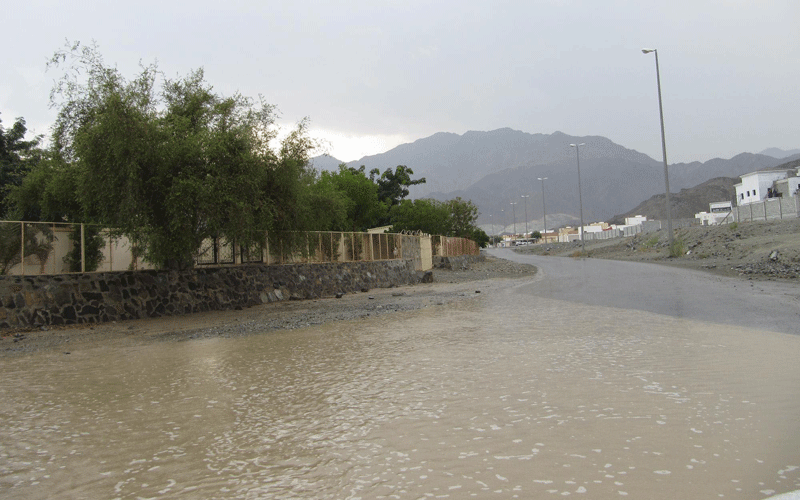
[[20, 222, 25, 276], [80, 224, 86, 273], [109, 231, 114, 272]]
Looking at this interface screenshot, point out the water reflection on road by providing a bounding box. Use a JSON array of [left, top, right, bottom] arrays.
[[2, 277, 799, 499]]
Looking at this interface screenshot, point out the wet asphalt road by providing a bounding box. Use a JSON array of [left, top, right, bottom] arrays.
[[488, 248, 800, 336]]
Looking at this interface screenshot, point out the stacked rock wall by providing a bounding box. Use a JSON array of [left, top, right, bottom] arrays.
[[0, 260, 417, 329]]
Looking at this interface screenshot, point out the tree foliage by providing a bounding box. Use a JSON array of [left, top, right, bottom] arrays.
[[322, 165, 387, 231], [63, 225, 105, 272], [43, 41, 317, 269], [389, 199, 451, 235], [4, 42, 489, 267], [0, 115, 43, 218], [0, 223, 54, 275], [370, 165, 425, 207], [389, 196, 488, 246], [446, 197, 479, 238]]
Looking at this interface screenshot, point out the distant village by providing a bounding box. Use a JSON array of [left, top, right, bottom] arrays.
[[496, 165, 800, 246]]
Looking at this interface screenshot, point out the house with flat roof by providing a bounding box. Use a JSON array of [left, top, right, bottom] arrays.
[[695, 201, 733, 225], [734, 169, 797, 206]]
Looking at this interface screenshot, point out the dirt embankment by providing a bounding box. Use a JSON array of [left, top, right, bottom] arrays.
[[516, 218, 800, 281]]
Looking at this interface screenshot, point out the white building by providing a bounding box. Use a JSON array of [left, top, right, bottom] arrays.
[[624, 215, 647, 226], [695, 201, 733, 225], [734, 170, 796, 206]]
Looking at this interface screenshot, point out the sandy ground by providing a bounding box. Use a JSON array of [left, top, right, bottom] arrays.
[[516, 218, 800, 281], [0, 255, 536, 357]]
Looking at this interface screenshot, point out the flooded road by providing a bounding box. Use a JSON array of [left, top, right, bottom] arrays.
[[2, 255, 800, 499]]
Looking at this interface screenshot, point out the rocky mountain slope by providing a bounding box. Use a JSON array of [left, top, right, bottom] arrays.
[[311, 128, 800, 228]]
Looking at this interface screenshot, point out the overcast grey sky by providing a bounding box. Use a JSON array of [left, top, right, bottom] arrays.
[[3, 0, 798, 164]]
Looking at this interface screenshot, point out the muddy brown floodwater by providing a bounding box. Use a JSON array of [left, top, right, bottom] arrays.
[[1, 265, 799, 499]]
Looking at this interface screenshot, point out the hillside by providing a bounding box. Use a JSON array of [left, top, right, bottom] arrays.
[[607, 177, 738, 225], [608, 157, 800, 225], [309, 128, 800, 228]]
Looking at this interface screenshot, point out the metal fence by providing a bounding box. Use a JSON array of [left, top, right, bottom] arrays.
[[0, 221, 154, 276], [433, 235, 480, 257], [194, 231, 420, 266], [0, 221, 478, 276]]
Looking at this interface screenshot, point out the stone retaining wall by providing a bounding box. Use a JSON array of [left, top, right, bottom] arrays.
[[0, 260, 418, 330]]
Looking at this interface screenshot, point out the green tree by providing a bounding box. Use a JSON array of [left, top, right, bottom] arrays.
[[0, 222, 54, 274], [324, 165, 386, 231], [389, 198, 451, 235], [446, 197, 479, 238], [0, 115, 43, 218], [467, 226, 490, 248], [532, 230, 542, 241], [45, 41, 317, 269], [369, 165, 426, 206], [9, 153, 83, 222], [300, 169, 350, 231], [63, 225, 105, 272]]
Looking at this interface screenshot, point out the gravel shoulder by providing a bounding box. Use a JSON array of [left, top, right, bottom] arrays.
[[0, 254, 536, 358], [516, 218, 800, 281]]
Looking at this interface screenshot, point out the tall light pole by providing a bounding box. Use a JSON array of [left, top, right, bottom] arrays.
[[521, 195, 530, 239], [569, 143, 586, 254], [642, 48, 674, 248], [510, 202, 517, 241], [538, 177, 548, 242], [501, 208, 506, 243]]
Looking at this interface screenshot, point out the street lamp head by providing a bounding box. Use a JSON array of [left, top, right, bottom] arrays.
[[569, 143, 585, 148], [642, 48, 656, 54], [538, 177, 547, 181]]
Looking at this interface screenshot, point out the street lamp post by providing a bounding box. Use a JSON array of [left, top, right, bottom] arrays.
[[510, 202, 517, 242], [521, 195, 530, 239], [569, 143, 586, 254], [501, 209, 506, 244], [538, 177, 548, 242], [642, 48, 674, 248]]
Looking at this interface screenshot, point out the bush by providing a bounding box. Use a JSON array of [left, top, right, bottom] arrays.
[[64, 225, 105, 272], [668, 238, 687, 258]]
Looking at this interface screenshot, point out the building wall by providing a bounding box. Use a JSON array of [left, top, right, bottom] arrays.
[[732, 196, 800, 222], [774, 177, 800, 198], [735, 171, 789, 205]]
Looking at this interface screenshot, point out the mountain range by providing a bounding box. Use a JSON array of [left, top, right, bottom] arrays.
[[311, 129, 800, 233]]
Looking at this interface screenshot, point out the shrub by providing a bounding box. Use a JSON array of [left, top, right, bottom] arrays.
[[668, 238, 687, 258]]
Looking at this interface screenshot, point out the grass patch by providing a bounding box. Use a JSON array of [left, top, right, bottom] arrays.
[[668, 238, 687, 258], [642, 235, 660, 249]]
